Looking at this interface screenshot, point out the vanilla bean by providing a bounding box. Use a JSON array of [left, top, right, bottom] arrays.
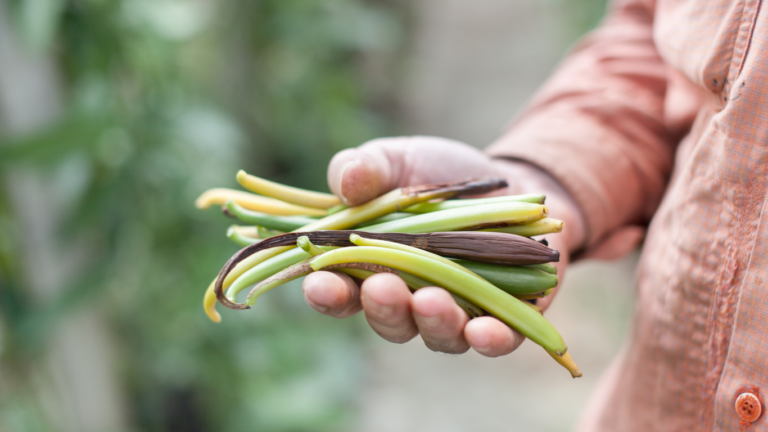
[[223, 230, 558, 268]]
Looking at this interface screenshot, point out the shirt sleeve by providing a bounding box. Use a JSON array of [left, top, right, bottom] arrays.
[[486, 0, 697, 250]]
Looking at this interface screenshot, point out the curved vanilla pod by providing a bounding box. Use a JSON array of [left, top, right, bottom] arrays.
[[525, 263, 558, 274], [244, 237, 389, 305], [224, 200, 316, 232], [196, 188, 327, 216], [242, 260, 399, 304], [348, 234, 488, 317], [243, 260, 401, 304], [309, 246, 569, 356], [296, 236, 485, 318], [297, 236, 326, 256], [393, 272, 485, 318], [227, 226, 260, 247], [451, 260, 558, 296], [203, 280, 220, 322], [208, 178, 510, 314], [245, 260, 314, 301], [237, 170, 342, 209], [402, 194, 545, 213], [482, 218, 563, 237]]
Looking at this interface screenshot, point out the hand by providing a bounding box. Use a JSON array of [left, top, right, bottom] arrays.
[[302, 136, 586, 356]]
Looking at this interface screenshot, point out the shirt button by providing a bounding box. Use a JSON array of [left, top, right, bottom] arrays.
[[736, 392, 762, 423]]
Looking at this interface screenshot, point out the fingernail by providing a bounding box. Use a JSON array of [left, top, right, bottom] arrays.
[[416, 313, 441, 327], [363, 288, 396, 316], [304, 293, 330, 313], [337, 160, 354, 203], [472, 332, 491, 349]]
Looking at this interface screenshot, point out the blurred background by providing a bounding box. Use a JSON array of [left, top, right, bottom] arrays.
[[0, 0, 637, 431]]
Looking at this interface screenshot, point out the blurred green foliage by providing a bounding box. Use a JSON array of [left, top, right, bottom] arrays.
[[0, 0, 609, 430], [0, 0, 405, 431]]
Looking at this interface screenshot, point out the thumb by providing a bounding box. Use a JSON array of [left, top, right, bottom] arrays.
[[327, 136, 498, 206]]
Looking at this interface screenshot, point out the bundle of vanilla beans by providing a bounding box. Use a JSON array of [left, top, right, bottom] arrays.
[[196, 171, 581, 377]]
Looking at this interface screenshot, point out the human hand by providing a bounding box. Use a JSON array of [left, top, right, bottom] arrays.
[[302, 136, 586, 356]]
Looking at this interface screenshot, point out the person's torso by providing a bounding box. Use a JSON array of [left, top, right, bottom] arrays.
[[594, 0, 768, 430]]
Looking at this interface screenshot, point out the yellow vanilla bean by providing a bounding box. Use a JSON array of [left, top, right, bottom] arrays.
[[482, 218, 563, 237], [195, 188, 326, 216], [547, 351, 582, 378], [237, 170, 341, 209]]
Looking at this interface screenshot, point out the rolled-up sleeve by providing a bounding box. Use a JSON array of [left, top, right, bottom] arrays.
[[487, 0, 687, 249]]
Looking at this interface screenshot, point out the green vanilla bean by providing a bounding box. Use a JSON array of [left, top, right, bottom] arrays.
[[210, 178, 509, 312], [225, 200, 316, 232], [363, 201, 547, 233], [482, 218, 563, 237], [354, 212, 414, 228], [525, 263, 558, 274], [349, 234, 479, 277], [257, 226, 284, 239], [296, 236, 484, 317], [452, 260, 558, 296], [309, 246, 568, 355], [402, 194, 545, 213], [227, 226, 260, 247], [395, 272, 485, 318], [245, 260, 314, 301], [297, 236, 325, 256], [515, 289, 553, 300], [348, 234, 488, 317], [326, 204, 348, 215], [225, 201, 547, 303]]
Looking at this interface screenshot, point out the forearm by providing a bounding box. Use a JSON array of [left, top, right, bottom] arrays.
[[486, 0, 695, 251]]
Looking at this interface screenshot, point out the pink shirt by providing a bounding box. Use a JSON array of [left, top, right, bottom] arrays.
[[487, 0, 768, 429]]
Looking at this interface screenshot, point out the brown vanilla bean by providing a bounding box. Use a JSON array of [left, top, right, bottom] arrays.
[[401, 177, 508, 197], [224, 230, 558, 266]]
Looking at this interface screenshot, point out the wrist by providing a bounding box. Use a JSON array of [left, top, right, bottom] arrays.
[[490, 159, 587, 254]]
